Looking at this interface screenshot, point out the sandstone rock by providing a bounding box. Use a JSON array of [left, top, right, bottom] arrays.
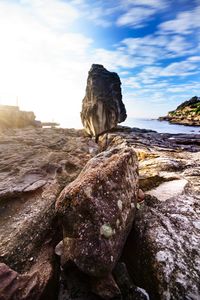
[[1, 125, 200, 299], [81, 64, 127, 138], [0, 127, 97, 299], [56, 145, 138, 278], [147, 179, 188, 201]]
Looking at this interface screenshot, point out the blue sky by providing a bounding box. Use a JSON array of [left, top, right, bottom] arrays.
[[0, 0, 199, 127]]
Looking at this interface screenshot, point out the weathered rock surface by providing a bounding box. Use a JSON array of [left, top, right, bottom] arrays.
[[159, 96, 200, 126], [56, 144, 138, 280], [1, 125, 200, 300], [0, 105, 40, 129], [100, 127, 200, 300], [0, 127, 97, 299], [129, 193, 200, 300], [81, 64, 127, 138], [0, 243, 57, 300]]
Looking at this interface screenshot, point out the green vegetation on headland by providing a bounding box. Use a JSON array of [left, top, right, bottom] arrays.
[[159, 96, 200, 126]]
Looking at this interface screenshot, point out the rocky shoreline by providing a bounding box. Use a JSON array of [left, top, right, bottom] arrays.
[[0, 126, 199, 300], [0, 65, 200, 300], [159, 96, 200, 126]]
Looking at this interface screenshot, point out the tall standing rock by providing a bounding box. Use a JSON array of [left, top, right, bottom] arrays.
[[81, 64, 127, 138]]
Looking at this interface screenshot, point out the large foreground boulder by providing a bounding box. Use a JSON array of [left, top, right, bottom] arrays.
[[81, 64, 127, 138], [56, 145, 138, 278]]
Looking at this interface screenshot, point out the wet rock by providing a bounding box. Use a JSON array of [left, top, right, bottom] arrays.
[[56, 145, 138, 278], [81, 64, 127, 138]]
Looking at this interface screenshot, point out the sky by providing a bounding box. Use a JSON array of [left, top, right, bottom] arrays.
[[0, 0, 199, 128]]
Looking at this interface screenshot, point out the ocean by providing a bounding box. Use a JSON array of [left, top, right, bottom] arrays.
[[123, 118, 200, 134]]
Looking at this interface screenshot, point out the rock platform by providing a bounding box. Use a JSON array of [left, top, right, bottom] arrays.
[[0, 126, 199, 299]]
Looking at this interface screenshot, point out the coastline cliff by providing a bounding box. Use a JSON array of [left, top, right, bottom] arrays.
[[159, 96, 200, 126]]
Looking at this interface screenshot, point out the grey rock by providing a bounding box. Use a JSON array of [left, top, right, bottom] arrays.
[[102, 127, 200, 300], [131, 194, 200, 300]]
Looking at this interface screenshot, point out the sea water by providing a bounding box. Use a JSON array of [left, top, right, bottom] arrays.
[[123, 118, 200, 134]]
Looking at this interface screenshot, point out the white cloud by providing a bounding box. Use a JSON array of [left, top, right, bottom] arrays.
[[116, 7, 156, 27], [0, 0, 93, 127], [116, 0, 168, 28], [159, 5, 200, 34], [188, 56, 200, 62], [167, 35, 193, 54], [121, 34, 196, 60], [93, 48, 137, 70], [161, 61, 198, 76], [122, 77, 142, 89], [20, 0, 79, 29], [86, 7, 112, 27], [136, 59, 199, 81], [69, 0, 115, 28], [120, 0, 167, 9]]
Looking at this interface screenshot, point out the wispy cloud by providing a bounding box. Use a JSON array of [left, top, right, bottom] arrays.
[[159, 5, 200, 34], [116, 0, 168, 28], [116, 7, 156, 28], [120, 0, 168, 9], [121, 34, 197, 60], [93, 48, 139, 70]]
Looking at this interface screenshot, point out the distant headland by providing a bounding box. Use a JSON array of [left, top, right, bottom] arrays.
[[159, 96, 200, 126], [0, 105, 59, 129]]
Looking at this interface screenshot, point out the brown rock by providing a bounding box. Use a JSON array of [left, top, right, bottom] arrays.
[[0, 127, 97, 299], [81, 64, 127, 138], [56, 145, 139, 277], [91, 274, 121, 299], [0, 243, 57, 300]]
